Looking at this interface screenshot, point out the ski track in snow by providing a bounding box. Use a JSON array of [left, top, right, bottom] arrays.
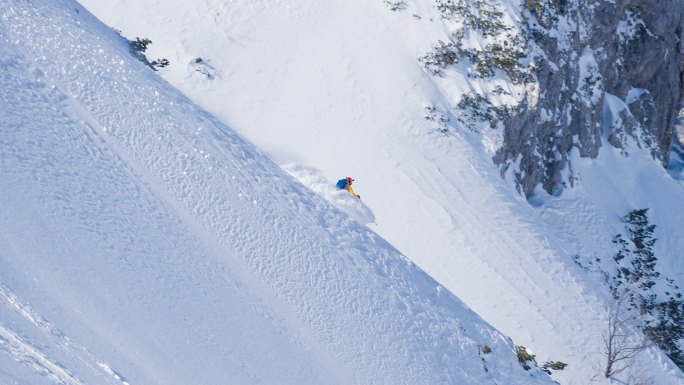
[[0, 325, 85, 385], [0, 283, 130, 385], [397, 134, 607, 361]]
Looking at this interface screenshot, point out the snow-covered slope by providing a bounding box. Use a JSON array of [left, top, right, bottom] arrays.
[[76, 0, 684, 384], [0, 1, 562, 384]]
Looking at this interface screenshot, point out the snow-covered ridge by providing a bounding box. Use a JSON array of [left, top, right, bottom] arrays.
[[0, 1, 557, 384]]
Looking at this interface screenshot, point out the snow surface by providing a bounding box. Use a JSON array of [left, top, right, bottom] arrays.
[[76, 0, 684, 384], [0, 1, 561, 384]]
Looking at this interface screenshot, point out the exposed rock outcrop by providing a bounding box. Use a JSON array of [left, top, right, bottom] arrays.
[[494, 0, 684, 196]]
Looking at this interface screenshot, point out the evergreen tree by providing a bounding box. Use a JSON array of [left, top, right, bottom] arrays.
[[609, 209, 684, 370], [647, 284, 684, 367]]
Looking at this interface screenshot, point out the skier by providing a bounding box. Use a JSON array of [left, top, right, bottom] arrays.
[[336, 176, 360, 199]]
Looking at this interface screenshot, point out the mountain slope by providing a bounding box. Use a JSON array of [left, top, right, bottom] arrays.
[[0, 1, 559, 384], [76, 0, 684, 384]]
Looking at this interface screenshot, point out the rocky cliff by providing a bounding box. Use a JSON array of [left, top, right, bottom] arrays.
[[493, 0, 684, 196]]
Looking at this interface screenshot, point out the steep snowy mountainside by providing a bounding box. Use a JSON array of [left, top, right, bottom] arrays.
[[0, 1, 561, 384], [77, 0, 684, 384]]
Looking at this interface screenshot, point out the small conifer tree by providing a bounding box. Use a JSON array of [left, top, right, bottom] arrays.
[[608, 209, 684, 370]]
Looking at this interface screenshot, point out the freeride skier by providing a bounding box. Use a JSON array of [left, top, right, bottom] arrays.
[[336, 176, 360, 199]]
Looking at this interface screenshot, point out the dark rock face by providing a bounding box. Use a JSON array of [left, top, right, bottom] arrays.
[[494, 0, 684, 196]]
